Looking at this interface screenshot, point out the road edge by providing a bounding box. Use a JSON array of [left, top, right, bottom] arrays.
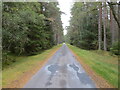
[[5, 45, 61, 88], [68, 45, 114, 88]]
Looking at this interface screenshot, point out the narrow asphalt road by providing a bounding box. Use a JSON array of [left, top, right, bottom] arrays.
[[24, 44, 96, 88]]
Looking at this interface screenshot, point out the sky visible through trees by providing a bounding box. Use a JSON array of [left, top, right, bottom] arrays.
[[2, 0, 120, 68], [58, 0, 74, 35], [65, 1, 119, 53], [1, 0, 119, 88]]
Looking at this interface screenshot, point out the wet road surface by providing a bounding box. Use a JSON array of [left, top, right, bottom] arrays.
[[24, 44, 96, 88]]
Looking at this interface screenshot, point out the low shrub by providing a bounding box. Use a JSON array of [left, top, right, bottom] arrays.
[[110, 41, 120, 55]]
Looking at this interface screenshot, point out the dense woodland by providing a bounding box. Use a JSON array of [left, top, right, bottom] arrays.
[[2, 2, 119, 88], [2, 2, 63, 66], [66, 2, 120, 55], [2, 2, 120, 68]]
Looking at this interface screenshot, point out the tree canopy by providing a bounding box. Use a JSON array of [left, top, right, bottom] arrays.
[[66, 2, 119, 54], [2, 2, 63, 66]]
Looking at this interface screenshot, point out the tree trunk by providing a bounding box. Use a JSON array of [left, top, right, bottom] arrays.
[[118, 2, 120, 42], [110, 9, 115, 45], [108, 2, 120, 28], [103, 3, 107, 51], [98, 3, 102, 50], [110, 4, 119, 45]]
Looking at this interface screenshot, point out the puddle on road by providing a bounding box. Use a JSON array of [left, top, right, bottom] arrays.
[[77, 72, 92, 84], [69, 63, 79, 72], [46, 64, 59, 87], [68, 63, 94, 85], [46, 63, 95, 87], [48, 64, 59, 74]]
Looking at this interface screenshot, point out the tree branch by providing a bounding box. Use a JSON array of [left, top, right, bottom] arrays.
[[107, 2, 120, 28]]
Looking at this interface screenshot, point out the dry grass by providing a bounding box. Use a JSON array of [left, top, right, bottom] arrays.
[[2, 44, 61, 88], [68, 44, 118, 88]]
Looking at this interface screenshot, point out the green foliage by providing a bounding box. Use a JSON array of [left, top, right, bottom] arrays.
[[66, 2, 99, 50], [2, 45, 62, 86], [2, 2, 63, 67], [68, 44, 118, 87], [2, 51, 16, 68], [110, 41, 120, 55], [66, 2, 114, 51], [42, 2, 64, 44]]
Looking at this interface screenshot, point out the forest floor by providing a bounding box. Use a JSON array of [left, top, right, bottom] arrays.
[[68, 44, 118, 88], [2, 44, 62, 88]]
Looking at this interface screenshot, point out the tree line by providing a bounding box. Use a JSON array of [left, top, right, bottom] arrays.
[[2, 2, 63, 66], [66, 2, 120, 55]]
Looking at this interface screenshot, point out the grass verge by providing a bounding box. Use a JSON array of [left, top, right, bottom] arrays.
[[2, 44, 62, 88], [68, 44, 118, 88]]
